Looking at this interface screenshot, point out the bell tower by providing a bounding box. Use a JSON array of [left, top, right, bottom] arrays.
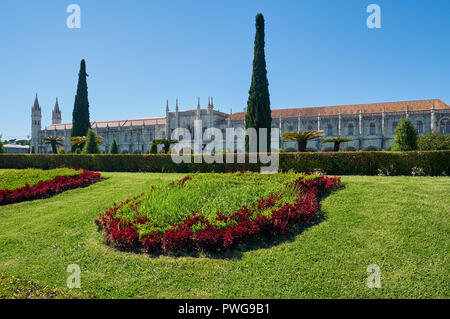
[[31, 94, 42, 152]]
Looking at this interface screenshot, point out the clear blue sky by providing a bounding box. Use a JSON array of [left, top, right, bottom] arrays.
[[1, 0, 449, 140]]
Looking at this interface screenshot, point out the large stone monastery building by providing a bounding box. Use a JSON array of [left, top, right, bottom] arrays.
[[31, 95, 450, 153]]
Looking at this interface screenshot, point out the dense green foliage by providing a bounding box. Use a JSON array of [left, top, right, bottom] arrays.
[[245, 13, 271, 152], [0, 151, 448, 175], [418, 132, 450, 151], [82, 129, 101, 154], [0, 141, 4, 154], [57, 147, 66, 155], [0, 168, 81, 191], [391, 118, 418, 151], [71, 59, 91, 152], [0, 172, 448, 298], [109, 140, 119, 154]]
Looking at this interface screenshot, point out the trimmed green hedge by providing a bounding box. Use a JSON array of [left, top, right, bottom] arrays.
[[0, 151, 448, 175]]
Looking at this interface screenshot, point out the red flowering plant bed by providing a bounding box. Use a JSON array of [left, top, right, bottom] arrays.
[[95, 172, 342, 255], [0, 168, 103, 206]]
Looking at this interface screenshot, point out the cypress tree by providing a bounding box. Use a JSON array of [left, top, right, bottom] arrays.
[[391, 118, 418, 151], [109, 139, 119, 154], [245, 13, 271, 152], [82, 129, 100, 154], [0, 140, 4, 154], [71, 59, 91, 152]]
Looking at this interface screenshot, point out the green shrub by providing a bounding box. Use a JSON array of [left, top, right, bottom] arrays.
[[0, 141, 4, 154], [149, 141, 158, 154], [82, 129, 100, 154], [109, 139, 119, 154], [0, 151, 448, 176], [57, 147, 66, 155], [391, 118, 418, 151], [418, 132, 450, 151]]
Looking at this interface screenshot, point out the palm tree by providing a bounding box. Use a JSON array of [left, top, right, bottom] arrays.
[[70, 135, 103, 150], [321, 137, 354, 152], [282, 131, 324, 152], [43, 136, 65, 154]]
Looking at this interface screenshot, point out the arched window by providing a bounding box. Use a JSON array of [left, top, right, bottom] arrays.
[[417, 121, 423, 134], [369, 123, 376, 135], [440, 118, 450, 134], [124, 134, 128, 142], [327, 124, 333, 136], [348, 123, 354, 136], [392, 122, 398, 134]]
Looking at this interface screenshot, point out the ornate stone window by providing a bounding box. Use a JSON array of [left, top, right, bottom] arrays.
[[348, 123, 354, 136], [440, 118, 450, 134], [369, 123, 376, 135], [327, 124, 333, 136], [416, 121, 423, 134]]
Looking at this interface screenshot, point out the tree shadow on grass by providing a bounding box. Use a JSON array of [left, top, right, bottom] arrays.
[[207, 210, 327, 260]]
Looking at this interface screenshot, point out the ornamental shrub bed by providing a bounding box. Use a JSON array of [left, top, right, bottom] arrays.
[[94, 172, 342, 255], [0, 151, 449, 175], [0, 169, 103, 206], [0, 168, 82, 191]]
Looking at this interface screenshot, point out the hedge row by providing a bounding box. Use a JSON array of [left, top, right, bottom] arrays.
[[0, 151, 449, 175]]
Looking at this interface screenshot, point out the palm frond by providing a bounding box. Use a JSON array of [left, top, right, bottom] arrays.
[[282, 130, 324, 142]]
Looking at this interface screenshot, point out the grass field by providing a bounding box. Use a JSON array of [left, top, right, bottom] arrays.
[[0, 168, 81, 191], [0, 171, 448, 298]]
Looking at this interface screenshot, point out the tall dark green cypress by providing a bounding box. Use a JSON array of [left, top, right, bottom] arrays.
[[245, 13, 271, 152], [71, 59, 91, 152]]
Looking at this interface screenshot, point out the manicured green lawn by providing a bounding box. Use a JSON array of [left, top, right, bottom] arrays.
[[0, 172, 448, 298]]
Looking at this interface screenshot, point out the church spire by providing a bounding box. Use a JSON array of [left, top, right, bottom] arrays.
[[54, 97, 60, 112], [52, 97, 62, 125], [33, 93, 40, 110]]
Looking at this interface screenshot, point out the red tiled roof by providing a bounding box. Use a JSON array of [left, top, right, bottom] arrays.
[[46, 117, 166, 130], [230, 99, 449, 121]]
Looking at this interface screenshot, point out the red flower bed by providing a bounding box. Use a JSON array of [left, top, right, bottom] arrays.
[[95, 175, 341, 255], [0, 169, 103, 206]]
